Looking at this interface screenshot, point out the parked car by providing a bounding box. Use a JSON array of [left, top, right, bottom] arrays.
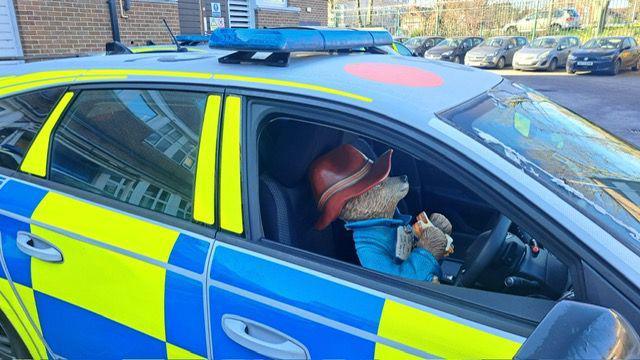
[[424, 36, 483, 63], [0, 28, 640, 359], [403, 36, 445, 57], [465, 36, 528, 69], [513, 35, 580, 71], [567, 36, 640, 75], [504, 8, 580, 34]]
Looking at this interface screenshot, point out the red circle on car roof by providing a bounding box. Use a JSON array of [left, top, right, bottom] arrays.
[[343, 63, 444, 87]]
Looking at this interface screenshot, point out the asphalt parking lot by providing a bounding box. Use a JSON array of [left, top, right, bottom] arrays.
[[488, 69, 640, 147]]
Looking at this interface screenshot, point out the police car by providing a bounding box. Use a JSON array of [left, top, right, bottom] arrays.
[[0, 28, 638, 359]]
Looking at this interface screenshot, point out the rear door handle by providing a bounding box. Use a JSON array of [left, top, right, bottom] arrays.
[[16, 231, 63, 263], [221, 314, 309, 360]]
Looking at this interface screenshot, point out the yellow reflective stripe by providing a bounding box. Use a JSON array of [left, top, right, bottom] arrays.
[[377, 299, 522, 359], [31, 192, 178, 261], [220, 95, 243, 233], [0, 280, 46, 359], [193, 94, 222, 224], [166, 343, 204, 359], [0, 70, 214, 98], [213, 74, 373, 103], [20, 91, 75, 177], [29, 224, 167, 341]]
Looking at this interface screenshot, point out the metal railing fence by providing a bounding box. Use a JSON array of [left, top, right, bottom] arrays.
[[330, 0, 640, 42]]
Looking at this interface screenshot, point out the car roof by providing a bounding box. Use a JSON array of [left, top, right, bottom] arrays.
[[0, 51, 501, 129]]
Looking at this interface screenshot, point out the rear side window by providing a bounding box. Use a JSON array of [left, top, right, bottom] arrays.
[[517, 37, 527, 46], [0, 87, 65, 171], [569, 38, 579, 47], [49, 89, 208, 221]]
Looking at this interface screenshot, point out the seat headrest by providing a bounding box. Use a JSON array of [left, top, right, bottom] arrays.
[[261, 121, 341, 187]]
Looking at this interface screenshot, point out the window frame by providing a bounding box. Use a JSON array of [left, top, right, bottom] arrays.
[[223, 88, 622, 338], [14, 82, 224, 237], [0, 86, 68, 173]]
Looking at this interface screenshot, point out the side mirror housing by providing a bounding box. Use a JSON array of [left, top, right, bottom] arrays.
[[515, 301, 640, 359]]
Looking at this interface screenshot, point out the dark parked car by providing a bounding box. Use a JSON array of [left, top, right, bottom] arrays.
[[567, 36, 640, 75], [403, 36, 445, 57], [425, 36, 483, 63], [465, 36, 528, 69]]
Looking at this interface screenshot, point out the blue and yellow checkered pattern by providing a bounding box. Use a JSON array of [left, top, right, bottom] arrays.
[[0, 179, 210, 359]]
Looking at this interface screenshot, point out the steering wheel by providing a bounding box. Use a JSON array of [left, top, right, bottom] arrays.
[[456, 214, 512, 287]]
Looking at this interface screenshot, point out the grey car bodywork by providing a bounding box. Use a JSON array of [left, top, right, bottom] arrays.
[[465, 36, 528, 68], [513, 36, 580, 70]]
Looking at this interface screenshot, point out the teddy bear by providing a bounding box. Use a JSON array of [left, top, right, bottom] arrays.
[[309, 143, 454, 283]]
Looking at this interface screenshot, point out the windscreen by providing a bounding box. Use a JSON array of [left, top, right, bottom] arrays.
[[530, 38, 557, 48], [440, 81, 640, 246], [582, 38, 622, 49]]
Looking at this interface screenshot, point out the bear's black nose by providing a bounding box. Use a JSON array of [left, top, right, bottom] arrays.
[[400, 175, 408, 183]]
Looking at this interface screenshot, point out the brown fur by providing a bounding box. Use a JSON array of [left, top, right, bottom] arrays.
[[339, 176, 409, 222]]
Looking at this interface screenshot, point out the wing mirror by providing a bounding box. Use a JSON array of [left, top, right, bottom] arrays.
[[515, 301, 640, 359], [623, 45, 632, 50]]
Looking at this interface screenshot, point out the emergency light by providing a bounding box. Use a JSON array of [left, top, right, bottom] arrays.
[[209, 27, 393, 66]]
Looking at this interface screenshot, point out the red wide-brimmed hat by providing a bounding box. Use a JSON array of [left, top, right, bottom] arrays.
[[309, 144, 393, 230]]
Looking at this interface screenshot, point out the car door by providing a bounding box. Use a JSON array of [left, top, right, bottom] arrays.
[[206, 93, 570, 359], [0, 85, 221, 359], [460, 38, 474, 60], [505, 38, 517, 63], [622, 38, 637, 67], [557, 38, 570, 65]]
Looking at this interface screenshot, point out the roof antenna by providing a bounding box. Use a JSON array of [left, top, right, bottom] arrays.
[[163, 18, 187, 52]]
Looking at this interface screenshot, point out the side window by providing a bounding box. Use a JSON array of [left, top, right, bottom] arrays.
[[559, 38, 569, 48], [569, 38, 579, 47], [0, 87, 65, 171], [631, 38, 638, 47], [463, 38, 473, 48], [623, 38, 632, 48], [473, 38, 483, 46], [517, 37, 527, 47], [49, 89, 208, 220]]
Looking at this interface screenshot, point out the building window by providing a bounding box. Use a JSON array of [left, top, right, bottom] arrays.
[[256, 0, 287, 8]]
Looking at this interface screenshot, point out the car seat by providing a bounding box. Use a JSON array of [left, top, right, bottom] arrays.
[[259, 121, 343, 257]]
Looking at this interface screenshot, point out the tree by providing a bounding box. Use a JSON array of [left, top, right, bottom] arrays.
[[596, 0, 611, 34]]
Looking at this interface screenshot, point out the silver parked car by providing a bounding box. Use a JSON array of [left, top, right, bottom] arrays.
[[465, 36, 528, 69], [513, 36, 580, 71], [504, 8, 581, 34]]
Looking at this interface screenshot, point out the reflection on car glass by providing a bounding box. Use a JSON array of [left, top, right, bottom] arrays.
[[0, 87, 66, 171], [442, 82, 640, 241], [583, 38, 622, 49], [49, 89, 207, 221]]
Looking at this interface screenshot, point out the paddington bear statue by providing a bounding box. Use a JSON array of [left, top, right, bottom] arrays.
[[309, 144, 454, 283]]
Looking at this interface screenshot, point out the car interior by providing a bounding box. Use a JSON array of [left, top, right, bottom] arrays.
[[258, 119, 572, 301]]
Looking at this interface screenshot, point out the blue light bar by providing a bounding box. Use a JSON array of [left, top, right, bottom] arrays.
[[176, 34, 209, 43], [209, 28, 393, 52]]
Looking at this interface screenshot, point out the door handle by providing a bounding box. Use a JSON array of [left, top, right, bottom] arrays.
[[16, 231, 63, 263], [221, 314, 309, 360]]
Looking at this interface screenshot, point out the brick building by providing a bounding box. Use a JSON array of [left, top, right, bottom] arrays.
[[0, 0, 328, 62], [177, 0, 327, 33]]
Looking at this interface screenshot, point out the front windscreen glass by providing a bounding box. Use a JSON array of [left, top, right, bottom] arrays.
[[440, 81, 640, 247], [582, 38, 622, 49], [485, 38, 505, 47], [437, 38, 461, 47], [530, 38, 557, 48]]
